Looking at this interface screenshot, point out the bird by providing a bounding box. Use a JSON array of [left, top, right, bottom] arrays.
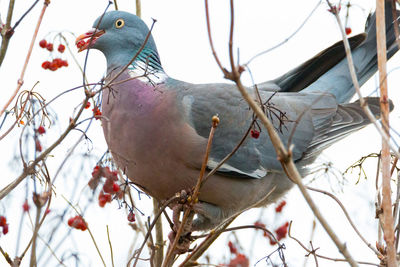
[[76, 1, 398, 232]]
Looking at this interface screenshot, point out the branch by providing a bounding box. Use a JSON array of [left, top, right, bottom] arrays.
[[375, 0, 396, 265]]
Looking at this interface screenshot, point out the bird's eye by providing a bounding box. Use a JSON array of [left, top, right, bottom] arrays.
[[115, 18, 125, 28]]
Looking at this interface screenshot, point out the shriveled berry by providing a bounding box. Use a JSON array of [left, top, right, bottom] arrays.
[[46, 43, 53, 51], [39, 39, 47, 48], [37, 126, 46, 134], [41, 61, 51, 69], [58, 44, 65, 53]]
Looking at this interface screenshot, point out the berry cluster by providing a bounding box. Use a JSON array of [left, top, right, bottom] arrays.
[[92, 106, 102, 119], [39, 39, 68, 71], [225, 241, 249, 267], [250, 129, 260, 139], [0, 216, 8, 235], [254, 200, 289, 245], [67, 215, 87, 231], [41, 58, 68, 71], [88, 166, 122, 208]]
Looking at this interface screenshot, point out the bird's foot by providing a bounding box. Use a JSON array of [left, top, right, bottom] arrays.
[[167, 230, 193, 254]]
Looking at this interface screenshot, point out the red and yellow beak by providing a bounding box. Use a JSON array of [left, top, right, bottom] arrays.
[[75, 29, 105, 52]]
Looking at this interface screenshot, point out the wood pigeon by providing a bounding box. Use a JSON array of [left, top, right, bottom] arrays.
[[76, 1, 398, 231]]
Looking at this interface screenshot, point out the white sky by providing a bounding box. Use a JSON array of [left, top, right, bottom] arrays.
[[0, 0, 399, 266]]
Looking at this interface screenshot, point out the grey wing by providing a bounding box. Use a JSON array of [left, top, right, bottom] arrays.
[[178, 82, 340, 179]]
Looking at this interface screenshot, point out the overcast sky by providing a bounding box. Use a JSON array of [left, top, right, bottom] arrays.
[[1, 0, 400, 266]]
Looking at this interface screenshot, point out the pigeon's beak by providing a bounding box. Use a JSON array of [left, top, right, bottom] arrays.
[[75, 28, 105, 52]]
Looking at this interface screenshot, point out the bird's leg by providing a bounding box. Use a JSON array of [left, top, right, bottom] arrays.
[[167, 190, 194, 254]]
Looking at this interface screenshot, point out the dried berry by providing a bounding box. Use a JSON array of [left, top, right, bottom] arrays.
[[345, 27, 352, 35]]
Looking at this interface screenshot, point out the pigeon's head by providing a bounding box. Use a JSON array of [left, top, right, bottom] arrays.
[[76, 11, 159, 70]]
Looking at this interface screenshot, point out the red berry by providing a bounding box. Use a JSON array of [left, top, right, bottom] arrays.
[[37, 126, 46, 135], [57, 44, 65, 53], [227, 253, 249, 267], [61, 60, 68, 67], [46, 43, 53, 51], [275, 200, 286, 213], [67, 217, 74, 226], [22, 200, 30, 212], [228, 241, 238, 255], [49, 62, 58, 71], [53, 58, 63, 68], [76, 40, 86, 49], [250, 130, 260, 139], [41, 61, 51, 69], [112, 183, 120, 192], [2, 224, 8, 235], [275, 222, 289, 241], [345, 27, 352, 35], [0, 216, 6, 227], [92, 107, 102, 119], [127, 211, 135, 222], [45, 208, 51, 215], [85, 102, 91, 109], [39, 39, 47, 48]]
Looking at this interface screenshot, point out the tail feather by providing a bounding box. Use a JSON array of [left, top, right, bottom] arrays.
[[303, 97, 393, 159]]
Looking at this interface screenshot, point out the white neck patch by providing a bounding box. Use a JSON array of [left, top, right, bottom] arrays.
[[127, 60, 167, 86]]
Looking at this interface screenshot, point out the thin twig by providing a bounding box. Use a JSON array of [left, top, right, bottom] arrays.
[[288, 222, 379, 266], [307, 186, 381, 256], [107, 225, 115, 267], [162, 116, 219, 267], [0, 0, 50, 119], [130, 195, 180, 267]]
